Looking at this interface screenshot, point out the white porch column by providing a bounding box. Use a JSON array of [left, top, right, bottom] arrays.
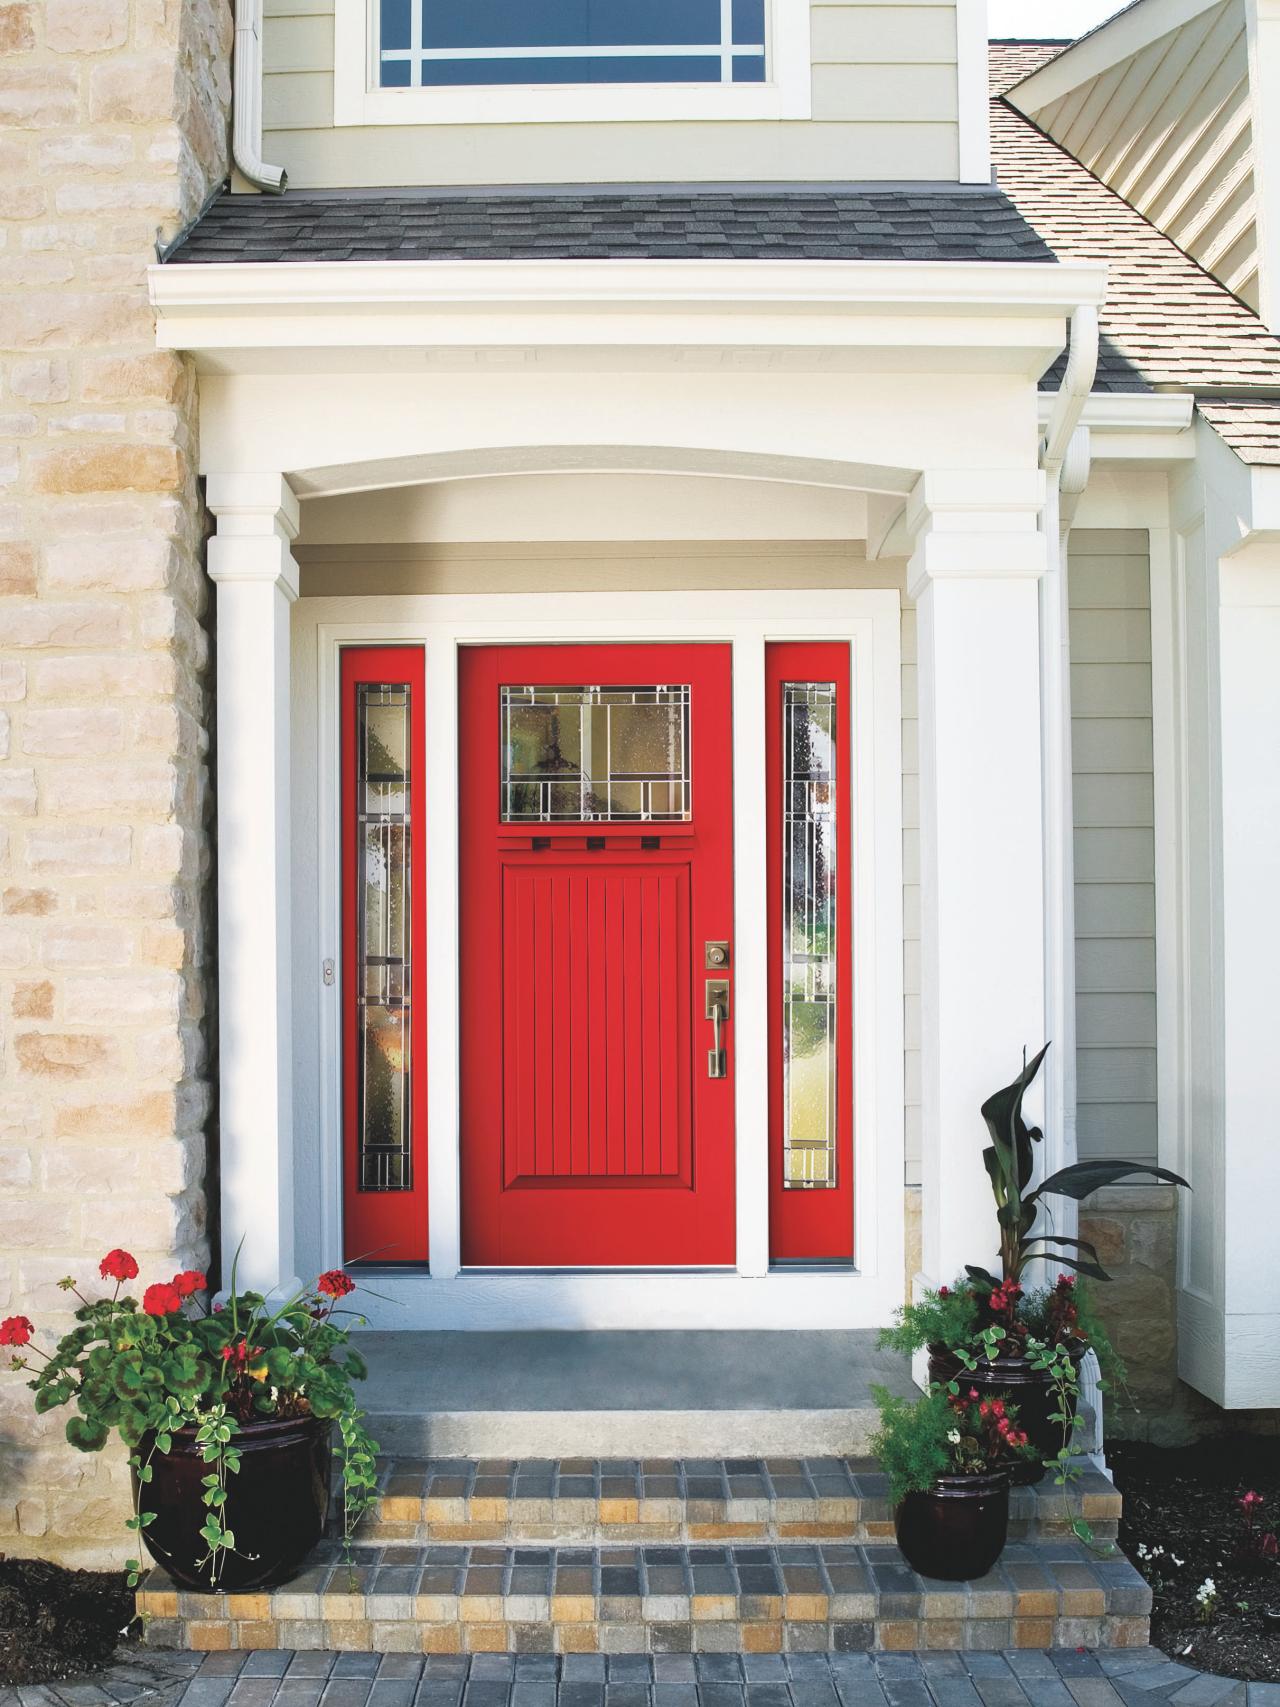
[[206, 473, 301, 1297], [908, 470, 1049, 1288], [1216, 543, 1280, 1404]]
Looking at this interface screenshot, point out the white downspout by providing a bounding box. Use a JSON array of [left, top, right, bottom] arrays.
[[1036, 305, 1099, 1289], [233, 0, 287, 193]]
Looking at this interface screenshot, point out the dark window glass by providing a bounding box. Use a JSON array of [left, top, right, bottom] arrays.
[[420, 52, 722, 84], [379, 0, 767, 87], [732, 0, 765, 42], [419, 0, 720, 49], [381, 0, 410, 50]]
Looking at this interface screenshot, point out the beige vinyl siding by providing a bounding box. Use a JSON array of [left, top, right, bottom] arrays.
[[1016, 0, 1259, 310], [1070, 528, 1158, 1166], [260, 0, 960, 189]]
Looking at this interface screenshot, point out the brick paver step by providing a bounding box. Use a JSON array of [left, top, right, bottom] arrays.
[[137, 1535, 1149, 1657], [347, 1459, 1121, 1548]]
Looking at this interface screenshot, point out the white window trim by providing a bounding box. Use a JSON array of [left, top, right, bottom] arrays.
[[332, 0, 812, 126], [291, 588, 903, 1331]]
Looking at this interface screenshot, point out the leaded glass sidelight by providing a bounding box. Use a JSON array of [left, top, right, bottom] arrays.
[[357, 682, 414, 1192], [501, 684, 691, 822], [782, 682, 838, 1189]]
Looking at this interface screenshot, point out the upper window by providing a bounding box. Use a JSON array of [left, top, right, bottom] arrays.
[[378, 0, 767, 89]]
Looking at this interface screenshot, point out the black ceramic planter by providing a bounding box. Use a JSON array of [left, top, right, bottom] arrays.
[[894, 1469, 1010, 1581], [928, 1341, 1087, 1484], [132, 1412, 332, 1592]]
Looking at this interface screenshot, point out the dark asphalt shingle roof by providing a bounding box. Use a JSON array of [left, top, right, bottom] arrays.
[[164, 187, 1056, 265]]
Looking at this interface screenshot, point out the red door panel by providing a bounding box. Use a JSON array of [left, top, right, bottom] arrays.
[[460, 643, 734, 1267], [341, 646, 428, 1264], [767, 641, 854, 1262]]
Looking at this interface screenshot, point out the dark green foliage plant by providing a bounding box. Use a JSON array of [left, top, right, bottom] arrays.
[[870, 1382, 1037, 1506], [2, 1250, 378, 1589]]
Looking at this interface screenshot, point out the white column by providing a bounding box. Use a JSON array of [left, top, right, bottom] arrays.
[[207, 473, 301, 1298], [908, 470, 1049, 1289], [1217, 543, 1280, 1405]]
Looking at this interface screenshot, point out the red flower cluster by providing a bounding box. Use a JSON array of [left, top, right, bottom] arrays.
[[978, 1395, 1030, 1450], [220, 1341, 264, 1371], [142, 1282, 183, 1317], [987, 1280, 1023, 1317], [172, 1270, 207, 1298], [317, 1269, 355, 1299], [0, 1315, 33, 1346], [1057, 1273, 1076, 1290], [100, 1249, 138, 1282]]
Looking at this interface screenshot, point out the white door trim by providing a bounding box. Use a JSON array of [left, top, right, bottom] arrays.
[[291, 586, 904, 1329]]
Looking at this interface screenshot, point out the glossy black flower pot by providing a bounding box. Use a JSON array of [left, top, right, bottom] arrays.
[[894, 1469, 1010, 1580], [928, 1341, 1087, 1484], [133, 1413, 331, 1592]]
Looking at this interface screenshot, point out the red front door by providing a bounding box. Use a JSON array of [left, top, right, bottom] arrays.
[[459, 643, 735, 1266]]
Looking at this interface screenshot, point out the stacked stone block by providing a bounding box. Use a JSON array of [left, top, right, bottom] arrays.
[[0, 0, 229, 1564]]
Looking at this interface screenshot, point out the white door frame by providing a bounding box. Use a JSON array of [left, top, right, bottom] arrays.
[[291, 587, 905, 1329]]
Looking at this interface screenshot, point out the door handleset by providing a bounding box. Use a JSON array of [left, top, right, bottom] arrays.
[[705, 979, 729, 1079]]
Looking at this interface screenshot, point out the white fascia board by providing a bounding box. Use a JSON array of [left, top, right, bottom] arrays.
[[1007, 0, 1231, 115], [149, 256, 1107, 356], [149, 257, 1108, 315]]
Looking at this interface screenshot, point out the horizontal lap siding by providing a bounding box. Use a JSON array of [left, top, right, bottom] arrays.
[[260, 0, 960, 187], [1070, 529, 1157, 1166]]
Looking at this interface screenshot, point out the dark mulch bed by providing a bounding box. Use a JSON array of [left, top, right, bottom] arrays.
[[1111, 1435, 1280, 1682], [0, 1557, 136, 1686]]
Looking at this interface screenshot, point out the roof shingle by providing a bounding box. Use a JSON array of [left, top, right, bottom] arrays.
[[163, 186, 1056, 266]]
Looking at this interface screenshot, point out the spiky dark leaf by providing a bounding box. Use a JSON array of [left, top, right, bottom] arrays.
[[1030, 1161, 1190, 1205], [980, 1043, 1050, 1194]]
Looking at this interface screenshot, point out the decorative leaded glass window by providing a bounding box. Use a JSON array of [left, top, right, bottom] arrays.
[[356, 682, 414, 1192], [781, 681, 838, 1190], [378, 0, 767, 89], [501, 684, 691, 823]]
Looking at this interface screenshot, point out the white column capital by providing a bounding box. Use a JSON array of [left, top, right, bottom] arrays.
[[206, 472, 300, 601], [906, 468, 1048, 599]]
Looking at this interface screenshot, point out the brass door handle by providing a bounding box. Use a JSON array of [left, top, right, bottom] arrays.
[[706, 979, 729, 1079]]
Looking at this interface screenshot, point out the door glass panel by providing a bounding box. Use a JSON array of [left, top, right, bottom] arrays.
[[782, 682, 838, 1189], [357, 682, 414, 1191], [501, 684, 691, 822]]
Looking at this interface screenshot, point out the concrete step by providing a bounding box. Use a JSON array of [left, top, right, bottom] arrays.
[[136, 1535, 1151, 1656], [347, 1456, 1122, 1548], [356, 1332, 916, 1459]]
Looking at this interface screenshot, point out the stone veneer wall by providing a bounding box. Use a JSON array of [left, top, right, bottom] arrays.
[[0, 0, 229, 1564]]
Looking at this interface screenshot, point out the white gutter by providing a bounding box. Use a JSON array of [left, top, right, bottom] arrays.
[[233, 0, 287, 194], [1036, 302, 1099, 1299]]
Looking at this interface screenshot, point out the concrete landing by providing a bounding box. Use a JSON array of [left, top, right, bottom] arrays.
[[356, 1331, 916, 1457]]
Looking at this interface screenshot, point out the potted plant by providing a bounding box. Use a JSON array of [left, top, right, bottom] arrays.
[[870, 1381, 1038, 1580], [881, 1045, 1188, 1484], [1, 1250, 379, 1593]]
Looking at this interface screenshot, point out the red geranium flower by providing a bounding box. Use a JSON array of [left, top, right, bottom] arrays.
[[142, 1282, 183, 1317], [100, 1249, 139, 1282], [317, 1269, 355, 1299], [172, 1270, 207, 1298], [0, 1315, 33, 1346]]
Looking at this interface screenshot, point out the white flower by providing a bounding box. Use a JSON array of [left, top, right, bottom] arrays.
[[1196, 1578, 1217, 1602], [947, 1429, 962, 1444]]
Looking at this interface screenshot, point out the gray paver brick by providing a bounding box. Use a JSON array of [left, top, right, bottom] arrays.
[[1170, 1682, 1242, 1707]]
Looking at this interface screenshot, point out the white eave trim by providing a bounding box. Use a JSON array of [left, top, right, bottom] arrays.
[[1007, 0, 1226, 114], [149, 255, 1107, 336]]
